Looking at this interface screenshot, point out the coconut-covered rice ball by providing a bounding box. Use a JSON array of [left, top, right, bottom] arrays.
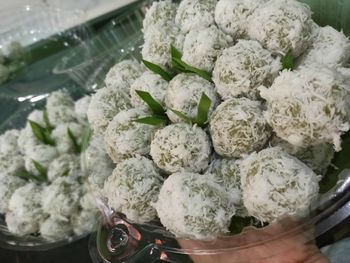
[[6, 183, 46, 235], [143, 0, 178, 32], [142, 24, 184, 70], [17, 124, 41, 155], [87, 87, 131, 135], [165, 73, 219, 123], [0, 173, 26, 214], [103, 156, 163, 223], [42, 176, 81, 220], [46, 91, 77, 125], [297, 26, 350, 67], [150, 123, 211, 173], [0, 152, 24, 176], [175, 0, 217, 34], [130, 71, 168, 109], [105, 60, 144, 92], [270, 135, 334, 175], [74, 95, 91, 124], [0, 129, 20, 156], [47, 154, 82, 182], [104, 108, 160, 163], [24, 144, 58, 176], [259, 66, 350, 151], [154, 172, 235, 240], [213, 40, 281, 100], [51, 122, 85, 154], [247, 0, 313, 57], [40, 217, 72, 240], [182, 25, 232, 72], [71, 210, 98, 236], [210, 98, 271, 158], [215, 0, 267, 39], [79, 191, 98, 212], [240, 147, 320, 223]]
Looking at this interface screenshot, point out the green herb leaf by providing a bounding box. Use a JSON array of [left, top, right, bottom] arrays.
[[43, 110, 54, 131], [32, 160, 48, 182], [80, 127, 92, 153], [282, 50, 294, 70], [16, 168, 47, 183], [135, 90, 166, 115], [142, 59, 173, 81], [62, 169, 70, 177], [196, 93, 212, 127], [169, 109, 194, 124], [170, 44, 182, 59], [67, 128, 81, 154], [29, 120, 55, 146], [134, 116, 168, 126]]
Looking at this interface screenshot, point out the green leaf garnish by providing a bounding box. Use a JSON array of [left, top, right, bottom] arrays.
[[15, 168, 47, 183], [62, 169, 70, 177], [196, 93, 211, 127], [29, 120, 55, 146], [80, 127, 92, 153], [170, 109, 194, 124], [43, 110, 54, 131], [134, 116, 168, 126], [142, 59, 173, 81], [135, 90, 166, 115], [32, 160, 48, 182], [67, 128, 81, 154], [170, 45, 213, 82], [282, 50, 294, 70]]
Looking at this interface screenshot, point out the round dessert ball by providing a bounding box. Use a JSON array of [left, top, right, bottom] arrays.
[[297, 26, 350, 67], [182, 25, 232, 72], [24, 144, 58, 176], [46, 91, 77, 125], [40, 217, 72, 240], [74, 95, 91, 124], [175, 0, 217, 34], [143, 0, 178, 32], [150, 123, 211, 173], [247, 0, 313, 57], [47, 154, 82, 182], [103, 156, 163, 223], [7, 183, 46, 235], [0, 129, 20, 155], [209, 98, 271, 158], [154, 172, 236, 240], [104, 108, 160, 163], [51, 122, 85, 154], [142, 24, 184, 70], [105, 60, 144, 92], [71, 210, 97, 236], [0, 152, 24, 176], [270, 135, 334, 175], [17, 125, 41, 155], [42, 176, 82, 220], [259, 65, 350, 151], [130, 71, 168, 109], [213, 40, 281, 100], [0, 172, 26, 214], [165, 73, 219, 123], [87, 87, 131, 135], [215, 0, 267, 39], [240, 147, 320, 223]]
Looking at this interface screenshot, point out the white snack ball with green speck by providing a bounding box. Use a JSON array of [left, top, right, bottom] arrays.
[[165, 73, 219, 123], [240, 147, 320, 223], [210, 98, 271, 158], [270, 135, 334, 175], [71, 210, 97, 236], [47, 90, 75, 109], [0, 173, 26, 214], [213, 40, 281, 100], [24, 144, 58, 176], [154, 172, 236, 240], [259, 66, 350, 151], [297, 26, 350, 67], [0, 152, 24, 176], [142, 24, 184, 70], [175, 0, 217, 34], [7, 183, 46, 235], [79, 191, 97, 211], [247, 0, 313, 57], [87, 87, 131, 135], [182, 25, 232, 72], [17, 125, 41, 155], [74, 95, 91, 124], [0, 129, 20, 155], [103, 156, 163, 223], [40, 217, 72, 240], [215, 0, 267, 39], [51, 122, 84, 154], [46, 91, 77, 125], [130, 71, 168, 109], [104, 108, 160, 163], [150, 123, 211, 173], [47, 154, 82, 182], [105, 60, 144, 92], [143, 0, 178, 32], [42, 176, 81, 220]]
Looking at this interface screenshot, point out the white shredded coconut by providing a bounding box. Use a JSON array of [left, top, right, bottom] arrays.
[[17, 125, 41, 155], [0, 173, 26, 214], [154, 172, 235, 240], [40, 217, 72, 240], [27, 110, 46, 127], [79, 191, 97, 212], [247, 0, 313, 57], [209, 98, 271, 158], [103, 156, 163, 223], [47, 154, 82, 182], [51, 122, 85, 154], [259, 65, 350, 151], [213, 40, 281, 100], [46, 91, 77, 125], [175, 0, 217, 34], [0, 152, 24, 176], [87, 87, 131, 135], [24, 144, 58, 176], [150, 123, 211, 173], [0, 129, 20, 155], [74, 95, 91, 124], [71, 210, 97, 236], [165, 73, 219, 123], [240, 147, 320, 223], [143, 0, 178, 32]]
